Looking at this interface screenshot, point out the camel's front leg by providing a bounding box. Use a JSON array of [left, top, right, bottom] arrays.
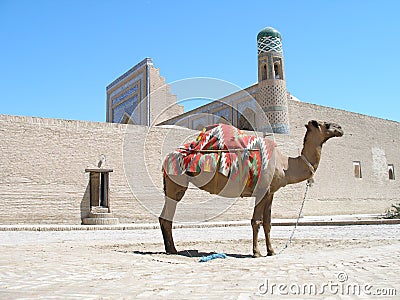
[[262, 194, 275, 256], [159, 174, 187, 254], [159, 197, 178, 254], [251, 196, 268, 257]]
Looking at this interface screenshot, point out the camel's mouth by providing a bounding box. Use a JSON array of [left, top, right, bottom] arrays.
[[332, 127, 344, 137], [326, 122, 344, 137], [335, 129, 344, 137]]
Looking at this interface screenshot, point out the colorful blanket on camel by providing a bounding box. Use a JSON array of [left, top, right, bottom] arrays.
[[163, 124, 276, 190]]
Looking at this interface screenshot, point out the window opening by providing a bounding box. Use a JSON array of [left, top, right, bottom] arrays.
[[262, 64, 267, 80], [273, 57, 283, 80], [100, 173, 106, 207], [353, 161, 362, 178], [388, 164, 395, 180]]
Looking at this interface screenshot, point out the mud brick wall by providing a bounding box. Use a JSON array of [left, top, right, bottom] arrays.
[[0, 100, 399, 224]]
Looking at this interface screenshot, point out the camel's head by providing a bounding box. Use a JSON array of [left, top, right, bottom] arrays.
[[305, 120, 344, 143]]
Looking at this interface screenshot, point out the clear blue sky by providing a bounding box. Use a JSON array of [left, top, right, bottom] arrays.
[[1, 0, 399, 122]]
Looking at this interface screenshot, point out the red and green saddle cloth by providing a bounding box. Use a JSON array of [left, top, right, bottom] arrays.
[[163, 124, 276, 190]]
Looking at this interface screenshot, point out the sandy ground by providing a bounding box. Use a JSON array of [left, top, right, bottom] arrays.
[[0, 225, 399, 299]]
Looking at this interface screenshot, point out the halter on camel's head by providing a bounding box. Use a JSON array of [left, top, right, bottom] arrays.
[[305, 120, 344, 144]]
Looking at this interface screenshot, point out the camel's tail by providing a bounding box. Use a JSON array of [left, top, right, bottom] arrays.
[[163, 173, 166, 196]]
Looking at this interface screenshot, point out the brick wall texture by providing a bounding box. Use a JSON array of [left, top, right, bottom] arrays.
[[0, 100, 399, 224]]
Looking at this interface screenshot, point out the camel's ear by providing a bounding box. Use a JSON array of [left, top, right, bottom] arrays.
[[310, 120, 319, 128], [306, 120, 319, 130]]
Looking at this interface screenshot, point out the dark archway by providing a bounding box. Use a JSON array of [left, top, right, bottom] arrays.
[[237, 108, 256, 131]]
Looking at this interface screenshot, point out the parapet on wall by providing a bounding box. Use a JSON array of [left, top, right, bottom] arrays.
[[0, 103, 399, 224]]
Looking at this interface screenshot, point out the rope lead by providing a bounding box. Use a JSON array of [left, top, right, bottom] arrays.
[[278, 181, 310, 255]]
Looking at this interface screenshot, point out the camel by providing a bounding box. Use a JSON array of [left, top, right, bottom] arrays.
[[159, 120, 343, 257]]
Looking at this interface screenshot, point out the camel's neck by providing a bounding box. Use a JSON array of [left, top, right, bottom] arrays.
[[286, 130, 323, 184]]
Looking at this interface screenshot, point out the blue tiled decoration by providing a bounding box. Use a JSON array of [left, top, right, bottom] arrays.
[[271, 123, 289, 134], [109, 72, 144, 123], [113, 95, 139, 123], [213, 107, 230, 123], [237, 99, 258, 114], [112, 85, 138, 106], [257, 36, 282, 54], [109, 73, 144, 100]]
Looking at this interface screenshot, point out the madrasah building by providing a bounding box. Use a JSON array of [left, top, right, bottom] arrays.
[[106, 27, 291, 134]]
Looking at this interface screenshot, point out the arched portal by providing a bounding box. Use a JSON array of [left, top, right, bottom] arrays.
[[238, 108, 256, 131]]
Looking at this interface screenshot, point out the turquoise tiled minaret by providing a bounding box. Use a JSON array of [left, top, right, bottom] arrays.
[[257, 27, 290, 134]]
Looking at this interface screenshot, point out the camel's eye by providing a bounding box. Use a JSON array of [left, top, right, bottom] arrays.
[[325, 123, 330, 130]]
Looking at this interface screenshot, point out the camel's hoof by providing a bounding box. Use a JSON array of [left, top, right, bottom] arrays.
[[267, 251, 276, 256], [252, 252, 263, 258], [166, 248, 178, 255]]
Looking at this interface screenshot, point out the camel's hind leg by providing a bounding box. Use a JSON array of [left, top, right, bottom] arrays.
[[159, 173, 187, 254], [262, 194, 275, 256], [251, 195, 268, 257]]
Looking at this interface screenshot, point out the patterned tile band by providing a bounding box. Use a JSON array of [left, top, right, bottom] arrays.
[[270, 123, 289, 134], [265, 105, 288, 112], [257, 36, 282, 54], [112, 85, 138, 106], [109, 72, 144, 100]]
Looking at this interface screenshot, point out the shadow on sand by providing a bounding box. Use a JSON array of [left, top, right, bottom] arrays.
[[132, 249, 252, 259]]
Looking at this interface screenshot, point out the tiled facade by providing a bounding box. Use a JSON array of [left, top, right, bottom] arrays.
[[106, 58, 183, 125], [106, 58, 148, 124], [160, 84, 263, 131]]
